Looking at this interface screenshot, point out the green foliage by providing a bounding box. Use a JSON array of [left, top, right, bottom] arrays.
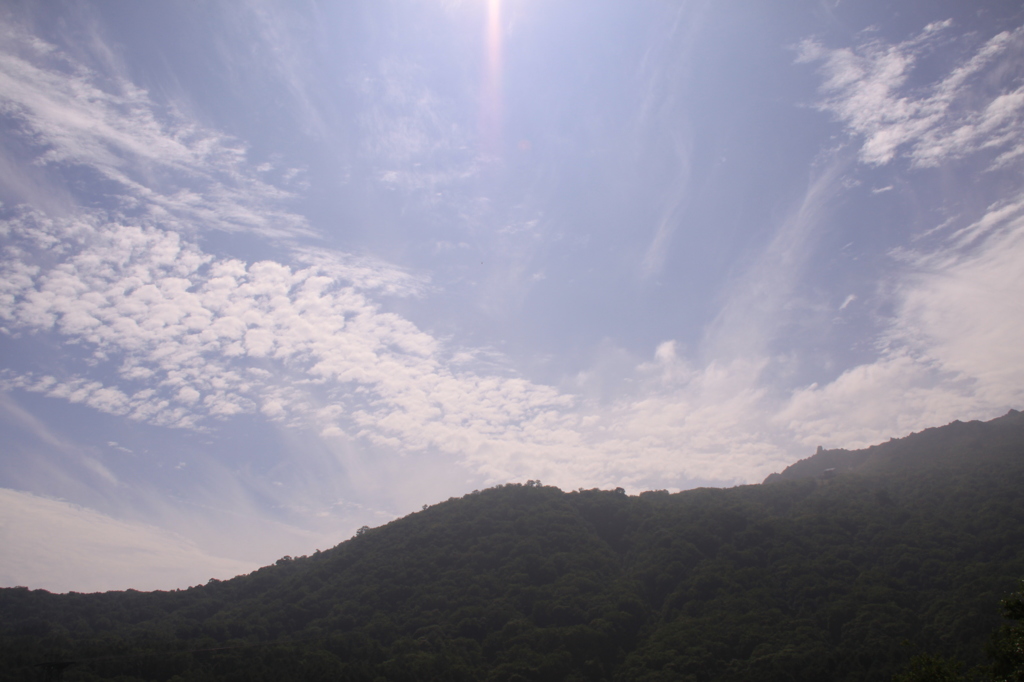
[[989, 581, 1024, 682], [892, 654, 966, 682], [888, 655, 974, 679], [1, 410, 1023, 681]]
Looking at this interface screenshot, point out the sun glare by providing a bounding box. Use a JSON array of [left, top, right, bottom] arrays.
[[481, 0, 503, 155]]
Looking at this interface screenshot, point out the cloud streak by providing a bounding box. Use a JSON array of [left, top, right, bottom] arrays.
[[0, 27, 312, 238], [3, 10, 1024, 595], [2, 17, 1022, 487], [775, 20, 1024, 448], [798, 22, 1024, 168]]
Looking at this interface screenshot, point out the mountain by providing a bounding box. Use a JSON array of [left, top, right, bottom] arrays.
[[2, 411, 1024, 681], [763, 409, 1024, 483]]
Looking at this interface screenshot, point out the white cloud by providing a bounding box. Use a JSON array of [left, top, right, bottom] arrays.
[[14, 150, 1011, 497], [0, 211, 590, 479], [0, 28, 312, 238], [2, 11, 1022, 519], [0, 25, 591, 491], [3, 202, 807, 492], [555, 132, 1024, 487], [799, 23, 1024, 168], [587, 356, 787, 486], [702, 160, 844, 361], [741, 21, 1024, 456], [289, 245, 429, 298], [777, 195, 1024, 449], [578, 189, 1024, 479], [359, 58, 481, 196], [892, 196, 1024, 400]]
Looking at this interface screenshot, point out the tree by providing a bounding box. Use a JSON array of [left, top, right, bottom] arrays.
[[891, 580, 1024, 682], [990, 580, 1024, 682], [891, 654, 965, 682]]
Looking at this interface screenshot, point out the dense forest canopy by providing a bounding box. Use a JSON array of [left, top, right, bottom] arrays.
[[2, 410, 1024, 681]]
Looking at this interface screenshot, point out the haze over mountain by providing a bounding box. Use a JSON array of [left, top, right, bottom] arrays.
[[1, 0, 1024, 592], [2, 411, 1023, 681]]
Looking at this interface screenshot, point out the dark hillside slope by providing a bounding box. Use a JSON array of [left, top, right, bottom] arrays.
[[763, 408, 1024, 483], [623, 411, 1024, 680], [2, 410, 1023, 681]]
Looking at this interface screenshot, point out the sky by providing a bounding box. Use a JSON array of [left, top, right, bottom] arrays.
[[1, 0, 1023, 593]]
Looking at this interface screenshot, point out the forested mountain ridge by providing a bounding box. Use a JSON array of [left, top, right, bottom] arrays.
[[2, 411, 1024, 681], [763, 409, 1024, 483]]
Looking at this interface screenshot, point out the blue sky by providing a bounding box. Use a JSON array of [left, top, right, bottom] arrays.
[[2, 0, 1023, 592]]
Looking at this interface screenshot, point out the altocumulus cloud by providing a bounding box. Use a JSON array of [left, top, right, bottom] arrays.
[[2, 14, 1024, 567], [0, 26, 796, 494], [0, 204, 805, 491], [0, 209, 586, 467]]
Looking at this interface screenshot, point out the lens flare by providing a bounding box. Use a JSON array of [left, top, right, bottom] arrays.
[[481, 0, 503, 156]]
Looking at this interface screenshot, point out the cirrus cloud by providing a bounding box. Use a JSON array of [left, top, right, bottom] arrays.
[[798, 22, 1024, 168]]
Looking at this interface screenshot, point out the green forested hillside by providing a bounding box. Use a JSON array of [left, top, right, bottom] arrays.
[[3, 411, 1024, 681]]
